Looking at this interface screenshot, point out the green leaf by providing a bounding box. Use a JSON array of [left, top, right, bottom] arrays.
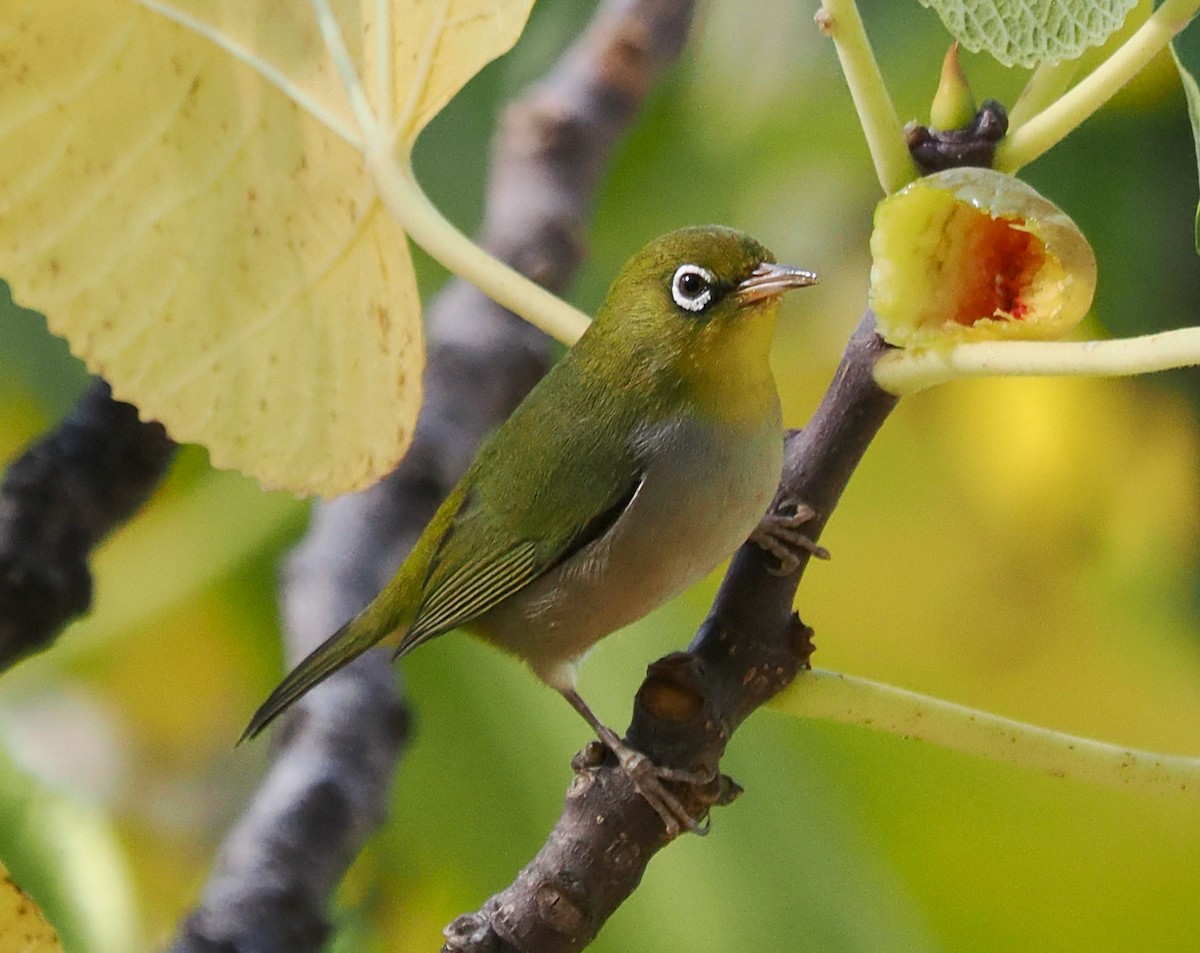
[[1167, 13, 1200, 251], [918, 0, 1141, 67]]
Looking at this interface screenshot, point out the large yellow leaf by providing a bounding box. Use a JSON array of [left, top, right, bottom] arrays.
[[0, 0, 535, 495], [0, 863, 62, 953]]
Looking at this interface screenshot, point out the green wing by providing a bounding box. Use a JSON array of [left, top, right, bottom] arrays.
[[404, 534, 541, 645], [242, 348, 650, 741], [396, 361, 646, 658], [396, 468, 644, 657]]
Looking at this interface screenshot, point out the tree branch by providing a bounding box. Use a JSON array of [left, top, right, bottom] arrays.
[[0, 378, 175, 671], [165, 2, 699, 950], [443, 316, 898, 953]]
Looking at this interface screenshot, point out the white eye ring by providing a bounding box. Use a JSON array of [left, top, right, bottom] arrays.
[[671, 264, 716, 313]]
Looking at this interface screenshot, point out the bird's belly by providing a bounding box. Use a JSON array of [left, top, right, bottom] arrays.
[[472, 415, 782, 689]]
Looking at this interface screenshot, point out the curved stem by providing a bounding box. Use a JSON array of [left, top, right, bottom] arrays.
[[995, 0, 1200, 172], [781, 669, 1200, 796], [817, 0, 917, 194], [1006, 59, 1079, 130], [369, 151, 591, 345], [872, 327, 1200, 395]]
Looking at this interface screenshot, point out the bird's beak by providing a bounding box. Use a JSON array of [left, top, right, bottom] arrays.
[[735, 262, 818, 304]]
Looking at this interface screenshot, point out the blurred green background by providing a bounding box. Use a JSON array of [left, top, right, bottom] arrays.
[[2, 1, 1199, 951]]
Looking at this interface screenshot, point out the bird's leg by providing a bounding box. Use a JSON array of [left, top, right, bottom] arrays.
[[560, 687, 704, 838], [751, 501, 830, 576]]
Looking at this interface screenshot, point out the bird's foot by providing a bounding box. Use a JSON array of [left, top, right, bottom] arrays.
[[590, 724, 710, 838], [561, 686, 709, 837], [751, 501, 830, 575]]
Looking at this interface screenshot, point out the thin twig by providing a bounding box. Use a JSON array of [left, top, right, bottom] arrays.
[[994, 0, 1200, 172], [873, 326, 1200, 395], [784, 669, 1200, 796], [816, 0, 916, 193]]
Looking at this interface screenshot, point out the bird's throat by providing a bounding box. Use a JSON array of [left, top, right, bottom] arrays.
[[678, 315, 780, 430]]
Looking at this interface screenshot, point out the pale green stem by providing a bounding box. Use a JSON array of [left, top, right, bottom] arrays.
[[370, 151, 591, 345], [872, 327, 1200, 395], [146, 0, 589, 344], [149, 0, 562, 343], [1006, 59, 1080, 130], [780, 669, 1200, 796], [310, 0, 586, 343], [817, 0, 918, 194], [995, 0, 1200, 172]]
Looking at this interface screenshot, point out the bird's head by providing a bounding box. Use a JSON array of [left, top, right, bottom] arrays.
[[589, 226, 817, 409]]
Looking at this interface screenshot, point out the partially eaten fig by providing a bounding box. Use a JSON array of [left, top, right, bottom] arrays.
[[869, 168, 1096, 347]]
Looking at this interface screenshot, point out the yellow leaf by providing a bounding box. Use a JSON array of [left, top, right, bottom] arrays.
[[0, 0, 536, 495], [0, 864, 62, 953]]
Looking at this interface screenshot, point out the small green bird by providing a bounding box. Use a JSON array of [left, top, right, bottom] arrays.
[[244, 226, 817, 833]]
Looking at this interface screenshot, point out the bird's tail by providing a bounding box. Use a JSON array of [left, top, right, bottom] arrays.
[[239, 600, 401, 743]]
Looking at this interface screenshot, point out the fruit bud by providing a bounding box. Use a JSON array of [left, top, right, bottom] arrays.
[[930, 43, 976, 131]]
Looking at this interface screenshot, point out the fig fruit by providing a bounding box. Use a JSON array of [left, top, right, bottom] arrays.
[[870, 168, 1096, 347]]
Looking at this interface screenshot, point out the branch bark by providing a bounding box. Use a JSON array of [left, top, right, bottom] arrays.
[[166, 2, 699, 950], [442, 316, 898, 953], [0, 379, 175, 671]]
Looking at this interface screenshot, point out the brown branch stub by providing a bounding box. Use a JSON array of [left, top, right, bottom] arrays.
[[0, 378, 175, 671], [906, 99, 1009, 175], [166, 2, 701, 951], [449, 317, 898, 952]]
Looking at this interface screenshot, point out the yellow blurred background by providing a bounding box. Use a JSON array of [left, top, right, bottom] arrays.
[[2, 2, 1199, 951]]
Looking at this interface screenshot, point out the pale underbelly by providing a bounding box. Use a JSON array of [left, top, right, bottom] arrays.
[[471, 415, 782, 690]]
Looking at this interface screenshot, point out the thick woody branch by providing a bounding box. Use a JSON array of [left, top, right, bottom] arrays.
[[165, 2, 698, 951], [0, 379, 175, 671], [443, 317, 898, 953]]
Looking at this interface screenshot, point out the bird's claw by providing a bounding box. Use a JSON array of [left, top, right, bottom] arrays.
[[616, 745, 710, 838], [751, 501, 830, 575], [564, 689, 710, 837], [596, 728, 709, 838]]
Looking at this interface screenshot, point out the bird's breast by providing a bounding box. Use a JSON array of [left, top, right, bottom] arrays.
[[473, 409, 783, 688]]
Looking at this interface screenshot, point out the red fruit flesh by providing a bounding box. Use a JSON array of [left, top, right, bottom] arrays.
[[954, 214, 1046, 326]]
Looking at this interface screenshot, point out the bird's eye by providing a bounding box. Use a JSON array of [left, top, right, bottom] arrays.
[[671, 264, 716, 313]]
